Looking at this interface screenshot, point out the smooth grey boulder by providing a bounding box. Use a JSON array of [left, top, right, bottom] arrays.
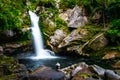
[[104, 70, 120, 80]]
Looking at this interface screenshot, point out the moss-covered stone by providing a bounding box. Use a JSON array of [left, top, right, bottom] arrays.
[[0, 55, 28, 80]]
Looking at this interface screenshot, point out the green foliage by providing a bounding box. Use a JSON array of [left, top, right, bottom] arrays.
[[0, 0, 26, 30], [59, 25, 70, 34], [38, 0, 55, 7], [40, 21, 55, 35], [0, 56, 14, 65], [106, 2, 120, 21], [59, 0, 97, 9], [60, 0, 79, 9], [105, 19, 120, 45], [28, 0, 56, 10], [40, 6, 59, 20], [55, 17, 67, 29]]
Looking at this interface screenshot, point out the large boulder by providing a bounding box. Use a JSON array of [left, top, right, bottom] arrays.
[[61, 62, 120, 80], [67, 5, 88, 28], [58, 27, 104, 55], [102, 51, 119, 59], [71, 63, 102, 80], [58, 28, 90, 48], [50, 29, 67, 46], [14, 64, 29, 80], [49, 29, 67, 52], [104, 70, 120, 80], [88, 33, 108, 51], [29, 66, 65, 80], [0, 56, 28, 80]]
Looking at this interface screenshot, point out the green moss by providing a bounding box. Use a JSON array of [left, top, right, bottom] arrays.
[[0, 73, 17, 80], [77, 25, 101, 43], [80, 73, 91, 78], [0, 56, 14, 65], [55, 17, 67, 29], [59, 25, 70, 34], [0, 56, 21, 79]]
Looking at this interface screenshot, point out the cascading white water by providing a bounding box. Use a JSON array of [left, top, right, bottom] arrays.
[[29, 11, 56, 59]]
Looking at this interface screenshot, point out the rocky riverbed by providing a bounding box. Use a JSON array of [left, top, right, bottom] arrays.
[[1, 55, 120, 80], [0, 48, 120, 80]]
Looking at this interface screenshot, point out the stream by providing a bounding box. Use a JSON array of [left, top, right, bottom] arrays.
[[13, 51, 113, 70]]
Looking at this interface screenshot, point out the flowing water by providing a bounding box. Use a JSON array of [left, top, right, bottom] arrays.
[[29, 11, 57, 59]]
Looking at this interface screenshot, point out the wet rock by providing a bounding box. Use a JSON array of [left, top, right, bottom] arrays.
[[89, 65, 105, 77], [102, 51, 119, 59], [61, 64, 78, 79], [104, 70, 120, 80], [61, 62, 120, 80], [72, 62, 94, 80], [14, 64, 29, 79], [115, 70, 120, 75], [30, 66, 65, 80], [67, 5, 88, 28], [88, 33, 108, 51], [50, 29, 67, 46], [30, 65, 52, 75], [71, 62, 88, 77]]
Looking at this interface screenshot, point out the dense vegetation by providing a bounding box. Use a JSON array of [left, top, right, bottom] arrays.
[[0, 0, 26, 30], [0, 0, 120, 46]]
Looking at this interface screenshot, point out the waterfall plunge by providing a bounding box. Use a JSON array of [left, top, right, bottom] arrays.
[[29, 11, 56, 59]]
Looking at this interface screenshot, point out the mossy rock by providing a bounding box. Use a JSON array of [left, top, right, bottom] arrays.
[[0, 55, 28, 80]]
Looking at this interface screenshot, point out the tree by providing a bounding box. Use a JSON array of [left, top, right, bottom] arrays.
[[0, 0, 26, 30]]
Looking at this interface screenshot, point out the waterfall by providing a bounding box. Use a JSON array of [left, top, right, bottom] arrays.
[[29, 11, 56, 59]]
